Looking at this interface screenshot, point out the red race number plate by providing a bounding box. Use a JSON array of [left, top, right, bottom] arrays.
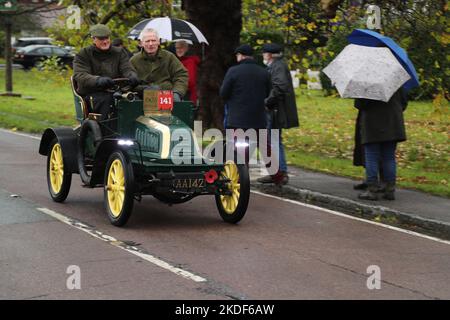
[[158, 91, 174, 111]]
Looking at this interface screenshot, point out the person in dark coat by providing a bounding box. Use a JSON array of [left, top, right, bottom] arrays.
[[220, 44, 271, 130], [353, 110, 385, 192], [220, 44, 272, 165], [355, 88, 408, 200], [257, 43, 299, 185], [73, 24, 139, 121]]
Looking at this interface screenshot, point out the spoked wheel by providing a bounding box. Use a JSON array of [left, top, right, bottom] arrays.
[[215, 161, 250, 223], [47, 138, 72, 202], [104, 151, 135, 226]]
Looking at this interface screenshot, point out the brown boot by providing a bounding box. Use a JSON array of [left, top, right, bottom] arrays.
[[358, 183, 379, 200], [272, 171, 289, 186]]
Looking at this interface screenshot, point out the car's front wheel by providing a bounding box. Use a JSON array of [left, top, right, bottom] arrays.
[[215, 161, 250, 224], [104, 151, 135, 226], [47, 138, 72, 202]]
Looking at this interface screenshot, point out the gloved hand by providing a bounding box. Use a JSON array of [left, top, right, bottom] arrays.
[[173, 92, 182, 102], [129, 75, 140, 88], [96, 76, 114, 88]]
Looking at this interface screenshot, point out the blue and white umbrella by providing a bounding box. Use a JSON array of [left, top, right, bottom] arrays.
[[323, 44, 411, 102], [347, 29, 419, 91], [128, 17, 209, 44]]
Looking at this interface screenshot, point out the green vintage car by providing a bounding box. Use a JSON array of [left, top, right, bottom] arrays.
[[38, 78, 249, 226]]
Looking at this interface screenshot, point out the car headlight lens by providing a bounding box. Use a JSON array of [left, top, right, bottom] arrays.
[[118, 140, 134, 146]]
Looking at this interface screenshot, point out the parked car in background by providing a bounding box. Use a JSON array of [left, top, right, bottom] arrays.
[[13, 45, 75, 69], [12, 37, 53, 53]]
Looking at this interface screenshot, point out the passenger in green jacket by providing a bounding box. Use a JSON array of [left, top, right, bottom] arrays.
[[130, 28, 188, 101], [73, 24, 139, 121]]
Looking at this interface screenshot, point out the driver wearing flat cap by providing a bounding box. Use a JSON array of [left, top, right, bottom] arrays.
[[73, 24, 139, 121]]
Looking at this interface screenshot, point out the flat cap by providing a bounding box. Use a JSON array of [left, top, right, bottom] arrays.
[[262, 43, 282, 54], [90, 24, 111, 38], [234, 44, 254, 56]]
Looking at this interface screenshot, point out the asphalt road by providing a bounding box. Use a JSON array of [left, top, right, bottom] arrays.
[[1, 128, 449, 300]]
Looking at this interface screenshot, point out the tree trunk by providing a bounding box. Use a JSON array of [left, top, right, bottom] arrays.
[[4, 16, 13, 93], [183, 0, 242, 129]]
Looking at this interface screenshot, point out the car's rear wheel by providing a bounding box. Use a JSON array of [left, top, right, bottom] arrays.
[[104, 151, 134, 226], [47, 138, 72, 202], [215, 161, 250, 223]]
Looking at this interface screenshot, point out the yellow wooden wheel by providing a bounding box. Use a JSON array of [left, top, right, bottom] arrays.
[[215, 161, 250, 223], [49, 143, 64, 194], [220, 161, 241, 214], [106, 159, 125, 218], [104, 151, 134, 226], [46, 138, 71, 202]]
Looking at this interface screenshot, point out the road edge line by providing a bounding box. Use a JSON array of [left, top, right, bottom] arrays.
[[36, 207, 207, 283]]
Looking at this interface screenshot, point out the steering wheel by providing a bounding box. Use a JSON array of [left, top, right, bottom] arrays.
[[105, 78, 132, 94], [111, 78, 131, 91]]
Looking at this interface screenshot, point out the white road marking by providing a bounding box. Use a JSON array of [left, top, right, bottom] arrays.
[[251, 190, 450, 246], [36, 207, 207, 283], [0, 128, 41, 140]]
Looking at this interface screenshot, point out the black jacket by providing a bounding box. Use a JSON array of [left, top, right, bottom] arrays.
[[220, 59, 271, 129], [73, 45, 137, 96], [265, 57, 299, 129], [355, 88, 408, 145]]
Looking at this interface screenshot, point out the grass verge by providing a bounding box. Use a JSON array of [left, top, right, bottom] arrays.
[[286, 90, 449, 197]]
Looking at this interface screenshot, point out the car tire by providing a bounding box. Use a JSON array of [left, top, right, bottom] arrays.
[[77, 120, 102, 185], [215, 161, 250, 224], [47, 138, 72, 202], [104, 151, 135, 227]]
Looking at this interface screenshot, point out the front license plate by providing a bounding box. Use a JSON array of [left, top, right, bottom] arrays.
[[172, 178, 205, 190]]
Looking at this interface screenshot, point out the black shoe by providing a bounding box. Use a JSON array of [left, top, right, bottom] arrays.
[[353, 182, 368, 190]]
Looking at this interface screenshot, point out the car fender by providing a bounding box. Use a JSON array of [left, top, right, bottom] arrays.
[[39, 127, 79, 174], [89, 139, 137, 186]]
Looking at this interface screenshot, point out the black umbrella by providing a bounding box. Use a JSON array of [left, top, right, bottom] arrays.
[[127, 17, 208, 44]]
